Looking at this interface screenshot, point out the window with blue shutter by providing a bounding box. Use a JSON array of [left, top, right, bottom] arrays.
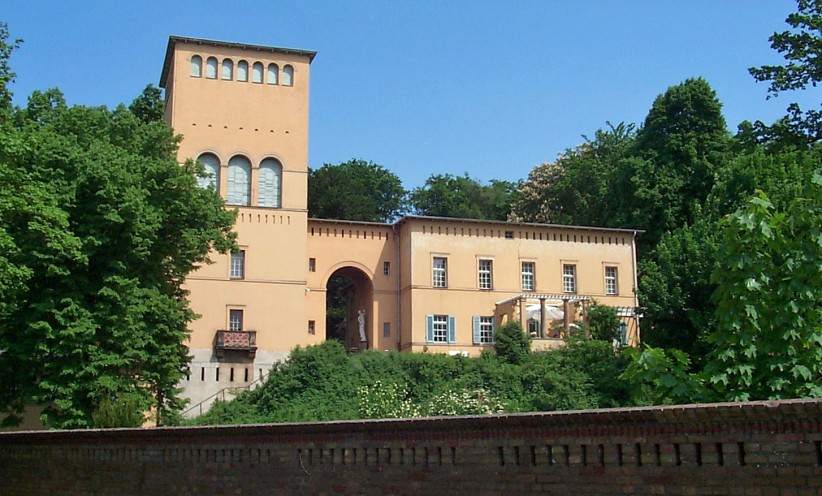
[[448, 316, 456, 343]]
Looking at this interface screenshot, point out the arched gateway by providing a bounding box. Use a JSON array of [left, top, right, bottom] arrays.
[[325, 266, 373, 351]]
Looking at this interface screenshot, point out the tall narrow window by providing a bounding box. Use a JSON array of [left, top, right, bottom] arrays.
[[478, 259, 493, 290], [252, 62, 264, 83], [432, 257, 447, 288], [191, 55, 202, 77], [237, 60, 249, 81], [196, 153, 220, 190], [521, 261, 535, 291], [383, 322, 391, 338], [230, 250, 245, 279], [206, 57, 218, 79], [257, 158, 282, 207], [229, 309, 244, 331], [267, 63, 279, 84], [563, 264, 577, 294], [221, 59, 233, 80], [226, 156, 251, 205], [282, 65, 294, 86], [605, 266, 618, 295], [383, 261, 390, 276], [308, 320, 316, 335], [308, 258, 316, 272]]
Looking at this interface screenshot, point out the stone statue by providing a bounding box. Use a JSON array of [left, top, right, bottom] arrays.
[[357, 309, 367, 342]]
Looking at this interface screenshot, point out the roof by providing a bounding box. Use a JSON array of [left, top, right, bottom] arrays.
[[159, 35, 318, 88], [307, 215, 643, 234], [395, 215, 644, 234]]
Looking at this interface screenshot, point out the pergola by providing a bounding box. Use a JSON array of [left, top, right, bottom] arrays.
[[496, 293, 593, 339]]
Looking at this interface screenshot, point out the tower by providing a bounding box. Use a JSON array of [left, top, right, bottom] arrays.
[[159, 36, 317, 408]]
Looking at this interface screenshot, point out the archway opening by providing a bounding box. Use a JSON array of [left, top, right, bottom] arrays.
[[325, 266, 373, 352]]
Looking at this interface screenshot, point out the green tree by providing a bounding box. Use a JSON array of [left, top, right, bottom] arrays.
[[493, 321, 530, 364], [308, 159, 406, 222], [748, 0, 821, 145], [128, 85, 165, 123], [0, 22, 21, 119], [586, 304, 622, 342], [409, 173, 518, 220], [511, 122, 635, 227], [705, 178, 822, 401], [0, 88, 236, 428]]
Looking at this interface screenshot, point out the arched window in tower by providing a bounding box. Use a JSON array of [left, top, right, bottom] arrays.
[[226, 155, 251, 206], [258, 158, 283, 208], [221, 59, 234, 80], [252, 62, 263, 83], [191, 55, 202, 77], [196, 153, 220, 190], [206, 57, 218, 79], [267, 63, 279, 85], [237, 60, 249, 81], [282, 65, 294, 86]]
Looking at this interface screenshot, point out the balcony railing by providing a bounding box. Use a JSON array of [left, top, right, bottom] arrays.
[[214, 330, 257, 358]]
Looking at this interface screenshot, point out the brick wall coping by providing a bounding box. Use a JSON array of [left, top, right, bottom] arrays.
[[2, 398, 819, 445]]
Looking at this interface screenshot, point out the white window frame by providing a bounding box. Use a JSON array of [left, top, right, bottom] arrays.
[[228, 309, 244, 331], [432, 314, 448, 343], [479, 316, 494, 344], [605, 266, 618, 295], [521, 261, 535, 291], [230, 250, 245, 279], [478, 258, 493, 290], [563, 264, 577, 294], [432, 256, 447, 288]]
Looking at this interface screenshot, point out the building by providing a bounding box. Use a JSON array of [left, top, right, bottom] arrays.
[[159, 36, 642, 415]]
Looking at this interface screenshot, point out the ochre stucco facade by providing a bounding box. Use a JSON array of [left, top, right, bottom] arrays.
[[159, 37, 643, 415]]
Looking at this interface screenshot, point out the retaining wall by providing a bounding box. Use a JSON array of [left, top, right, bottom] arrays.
[[1, 399, 820, 495]]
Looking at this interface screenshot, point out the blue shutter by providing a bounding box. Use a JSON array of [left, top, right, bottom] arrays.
[[491, 317, 497, 343], [472, 316, 481, 344], [426, 315, 434, 343], [448, 316, 456, 343]]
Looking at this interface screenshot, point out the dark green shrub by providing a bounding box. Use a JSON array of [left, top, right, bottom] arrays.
[[587, 303, 622, 342], [494, 321, 530, 364], [91, 393, 145, 428]]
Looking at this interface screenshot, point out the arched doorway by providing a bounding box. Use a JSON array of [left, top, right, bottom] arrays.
[[325, 266, 373, 352]]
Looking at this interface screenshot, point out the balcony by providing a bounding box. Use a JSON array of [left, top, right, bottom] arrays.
[[214, 330, 257, 359]]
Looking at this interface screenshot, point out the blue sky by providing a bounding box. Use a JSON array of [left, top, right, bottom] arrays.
[[5, 1, 818, 187]]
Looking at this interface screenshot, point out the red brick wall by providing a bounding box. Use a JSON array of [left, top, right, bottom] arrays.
[[1, 399, 820, 495]]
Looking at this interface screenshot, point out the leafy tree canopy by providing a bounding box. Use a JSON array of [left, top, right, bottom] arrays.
[[0, 83, 236, 428], [409, 173, 518, 221], [308, 159, 406, 222]]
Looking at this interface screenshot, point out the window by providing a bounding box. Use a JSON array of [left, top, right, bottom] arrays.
[[308, 320, 315, 335], [282, 65, 294, 86], [383, 261, 390, 276], [505, 230, 514, 239], [229, 309, 243, 331], [230, 250, 245, 279], [252, 62, 263, 83], [196, 153, 220, 190], [221, 59, 233, 80], [427, 314, 453, 343], [226, 155, 251, 205], [206, 57, 218, 78], [478, 259, 493, 290], [191, 55, 202, 77], [308, 258, 316, 272], [618, 322, 628, 346], [432, 257, 447, 288], [267, 63, 279, 84], [605, 266, 618, 295], [383, 322, 391, 338], [563, 264, 577, 293], [521, 261, 535, 291], [257, 158, 282, 207], [237, 60, 249, 81], [473, 316, 495, 344]]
